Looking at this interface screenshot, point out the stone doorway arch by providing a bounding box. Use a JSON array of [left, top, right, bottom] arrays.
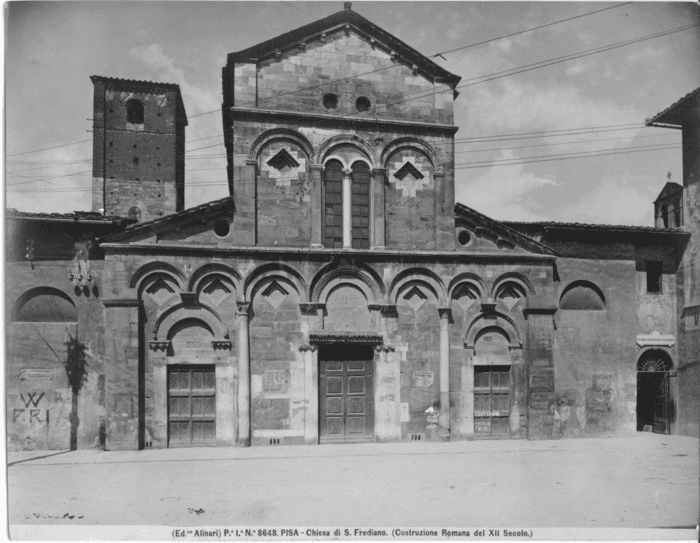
[[637, 349, 674, 434]]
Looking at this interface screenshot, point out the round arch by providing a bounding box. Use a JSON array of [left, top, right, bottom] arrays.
[[131, 262, 185, 295], [153, 303, 229, 342], [244, 263, 307, 302], [310, 265, 384, 305], [189, 263, 242, 295], [316, 134, 377, 167], [559, 280, 606, 310], [248, 128, 314, 163], [381, 137, 439, 169], [389, 268, 447, 306], [465, 311, 522, 348], [492, 272, 534, 298], [12, 286, 77, 323], [448, 272, 487, 301], [637, 348, 674, 372]]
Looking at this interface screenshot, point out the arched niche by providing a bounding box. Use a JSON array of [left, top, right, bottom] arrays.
[[131, 262, 185, 296], [492, 272, 534, 297], [12, 287, 77, 323], [559, 280, 606, 311], [465, 312, 521, 350], [474, 326, 511, 360], [324, 283, 372, 331], [317, 134, 377, 168], [168, 318, 215, 355], [380, 137, 439, 170], [244, 263, 306, 303], [248, 128, 313, 164], [311, 265, 383, 305], [448, 273, 486, 301], [389, 268, 446, 306], [153, 304, 229, 343], [189, 264, 241, 294]]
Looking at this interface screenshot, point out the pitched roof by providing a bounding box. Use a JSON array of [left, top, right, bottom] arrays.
[[504, 220, 685, 234], [6, 208, 133, 225], [454, 203, 558, 255], [101, 197, 234, 242], [654, 181, 683, 203], [226, 5, 461, 89], [90, 75, 188, 124], [646, 87, 700, 127]]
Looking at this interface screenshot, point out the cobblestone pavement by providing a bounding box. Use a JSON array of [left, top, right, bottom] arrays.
[[7, 434, 699, 528]]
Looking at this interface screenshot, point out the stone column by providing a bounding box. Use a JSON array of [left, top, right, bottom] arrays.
[[371, 168, 387, 249], [236, 301, 251, 446], [438, 308, 452, 431], [309, 164, 324, 247], [300, 344, 319, 444], [102, 294, 142, 451], [342, 167, 352, 248]]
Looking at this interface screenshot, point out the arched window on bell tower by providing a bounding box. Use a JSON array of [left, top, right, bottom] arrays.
[[351, 161, 371, 249], [126, 99, 145, 125]]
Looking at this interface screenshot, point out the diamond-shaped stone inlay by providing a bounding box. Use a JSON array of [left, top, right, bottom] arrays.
[[403, 285, 427, 311], [145, 277, 176, 305], [202, 278, 232, 305], [261, 280, 289, 309], [267, 149, 300, 173], [497, 283, 525, 310], [453, 283, 479, 311], [390, 158, 430, 197]]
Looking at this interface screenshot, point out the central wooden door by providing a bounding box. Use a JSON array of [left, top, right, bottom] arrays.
[[168, 365, 216, 447], [474, 366, 511, 437], [319, 344, 374, 444]]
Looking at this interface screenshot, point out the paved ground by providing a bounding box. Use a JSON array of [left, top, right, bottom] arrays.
[[7, 434, 699, 528]]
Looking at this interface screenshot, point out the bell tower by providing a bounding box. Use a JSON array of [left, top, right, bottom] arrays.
[[90, 76, 187, 222]]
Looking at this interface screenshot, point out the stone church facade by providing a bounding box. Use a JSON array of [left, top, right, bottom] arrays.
[[6, 5, 698, 451]]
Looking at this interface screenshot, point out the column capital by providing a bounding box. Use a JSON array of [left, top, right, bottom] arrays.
[[236, 301, 251, 317], [342, 167, 353, 176], [433, 169, 445, 178], [374, 344, 395, 353], [298, 344, 318, 352], [299, 302, 325, 316], [309, 163, 325, 172], [437, 307, 452, 320], [371, 168, 387, 175], [245, 159, 258, 168]]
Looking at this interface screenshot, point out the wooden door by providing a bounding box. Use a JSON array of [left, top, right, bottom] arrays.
[[319, 345, 374, 444], [168, 365, 216, 447], [653, 373, 670, 435], [474, 366, 511, 437]]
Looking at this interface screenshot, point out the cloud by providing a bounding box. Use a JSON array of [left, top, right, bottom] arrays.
[[456, 149, 557, 222]]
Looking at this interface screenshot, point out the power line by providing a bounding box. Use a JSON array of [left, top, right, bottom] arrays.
[[7, 139, 92, 158], [432, 2, 632, 58], [454, 144, 680, 170]]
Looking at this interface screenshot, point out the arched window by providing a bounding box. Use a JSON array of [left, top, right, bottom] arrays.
[[126, 99, 144, 125], [351, 161, 370, 249], [323, 160, 343, 248], [559, 281, 606, 310], [13, 287, 77, 323]]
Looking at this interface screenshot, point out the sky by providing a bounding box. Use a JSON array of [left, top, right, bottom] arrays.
[[5, 1, 700, 226]]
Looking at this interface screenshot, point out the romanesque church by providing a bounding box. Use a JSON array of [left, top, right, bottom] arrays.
[[7, 4, 699, 451]]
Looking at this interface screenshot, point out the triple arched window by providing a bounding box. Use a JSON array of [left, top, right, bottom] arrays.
[[323, 160, 370, 249]]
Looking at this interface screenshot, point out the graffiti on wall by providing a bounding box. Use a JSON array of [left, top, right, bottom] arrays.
[[12, 392, 49, 424]]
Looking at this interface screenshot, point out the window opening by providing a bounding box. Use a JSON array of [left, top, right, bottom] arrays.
[[126, 100, 144, 125], [351, 161, 370, 249], [213, 220, 230, 238], [323, 93, 339, 110], [646, 261, 662, 294], [355, 96, 371, 113], [323, 160, 344, 248]]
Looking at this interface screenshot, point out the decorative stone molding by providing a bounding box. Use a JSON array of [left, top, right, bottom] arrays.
[[236, 301, 251, 317], [298, 344, 318, 352], [212, 340, 233, 350], [309, 331, 383, 344], [374, 344, 395, 353], [149, 340, 170, 352], [481, 302, 497, 314], [379, 304, 398, 318], [102, 297, 141, 308], [437, 307, 452, 320], [179, 292, 198, 306], [299, 302, 326, 316]]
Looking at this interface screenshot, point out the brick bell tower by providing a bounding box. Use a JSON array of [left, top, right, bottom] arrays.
[[90, 76, 187, 222]]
